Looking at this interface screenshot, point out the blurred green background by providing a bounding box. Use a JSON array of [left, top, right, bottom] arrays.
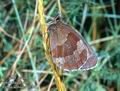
[[0, 0, 120, 91]]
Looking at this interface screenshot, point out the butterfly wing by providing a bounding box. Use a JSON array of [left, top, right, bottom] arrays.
[[48, 20, 97, 71]]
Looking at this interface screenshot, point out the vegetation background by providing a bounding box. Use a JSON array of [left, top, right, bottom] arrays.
[[0, 0, 120, 91]]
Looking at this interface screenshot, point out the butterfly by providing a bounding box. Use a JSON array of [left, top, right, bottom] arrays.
[[48, 15, 97, 71]]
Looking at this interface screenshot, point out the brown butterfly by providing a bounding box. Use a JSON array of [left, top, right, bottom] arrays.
[[48, 15, 97, 71]]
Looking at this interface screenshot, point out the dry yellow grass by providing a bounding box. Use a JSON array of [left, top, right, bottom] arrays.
[[38, 0, 66, 90]]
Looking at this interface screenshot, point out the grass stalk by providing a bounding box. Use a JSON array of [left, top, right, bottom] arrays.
[[38, 0, 66, 90]]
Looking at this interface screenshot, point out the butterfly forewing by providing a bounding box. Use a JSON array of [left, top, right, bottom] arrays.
[[48, 18, 97, 71]]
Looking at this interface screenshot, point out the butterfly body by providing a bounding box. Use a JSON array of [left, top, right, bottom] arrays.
[[48, 16, 97, 71]]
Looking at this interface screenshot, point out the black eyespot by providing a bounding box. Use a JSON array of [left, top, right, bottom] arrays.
[[55, 14, 62, 22], [55, 16, 61, 21]]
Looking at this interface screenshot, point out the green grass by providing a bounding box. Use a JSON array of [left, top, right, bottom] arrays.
[[0, 0, 120, 91]]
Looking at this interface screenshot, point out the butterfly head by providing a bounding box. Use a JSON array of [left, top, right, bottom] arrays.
[[48, 14, 62, 32]]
